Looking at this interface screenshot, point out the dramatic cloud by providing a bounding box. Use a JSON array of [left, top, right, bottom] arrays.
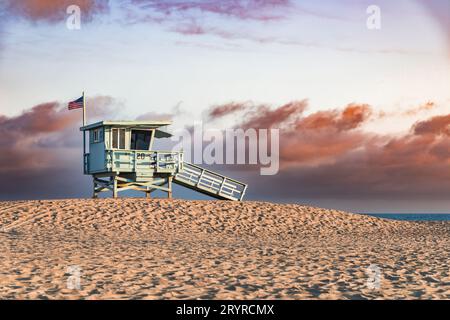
[[208, 101, 372, 165], [0, 96, 118, 199], [208, 100, 308, 127], [0, 102, 79, 172], [130, 0, 291, 21], [279, 103, 373, 165], [413, 114, 450, 136], [2, 97, 449, 204], [1, 0, 296, 52], [207, 102, 249, 120], [3, 0, 290, 24], [207, 100, 450, 199], [241, 100, 308, 130], [2, 1, 438, 55], [4, 0, 109, 22], [121, 0, 296, 44]]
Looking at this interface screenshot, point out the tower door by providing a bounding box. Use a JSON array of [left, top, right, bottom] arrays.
[[131, 130, 153, 151]]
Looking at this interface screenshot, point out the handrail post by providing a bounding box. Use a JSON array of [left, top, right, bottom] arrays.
[[196, 169, 205, 187], [219, 177, 226, 195], [240, 185, 248, 201], [156, 151, 159, 172]]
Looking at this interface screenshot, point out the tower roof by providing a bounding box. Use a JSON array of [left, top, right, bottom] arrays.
[[80, 120, 172, 131]]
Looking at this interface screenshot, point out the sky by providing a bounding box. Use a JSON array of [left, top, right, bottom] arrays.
[[0, 0, 449, 212]]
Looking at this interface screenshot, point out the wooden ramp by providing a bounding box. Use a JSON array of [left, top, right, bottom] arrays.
[[174, 162, 247, 201]]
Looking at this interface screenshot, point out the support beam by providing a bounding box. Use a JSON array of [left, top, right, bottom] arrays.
[[94, 178, 114, 191], [168, 176, 173, 199], [91, 173, 173, 199], [93, 178, 98, 199], [112, 176, 118, 198]]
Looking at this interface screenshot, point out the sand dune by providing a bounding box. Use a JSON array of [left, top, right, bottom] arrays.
[[0, 198, 449, 299]]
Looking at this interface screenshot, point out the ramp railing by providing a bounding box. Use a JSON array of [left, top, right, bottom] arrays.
[[174, 162, 247, 201]]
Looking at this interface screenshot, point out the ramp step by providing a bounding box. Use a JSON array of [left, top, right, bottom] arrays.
[[174, 162, 247, 201]]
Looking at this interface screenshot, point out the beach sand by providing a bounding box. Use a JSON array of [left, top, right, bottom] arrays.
[[0, 198, 448, 299]]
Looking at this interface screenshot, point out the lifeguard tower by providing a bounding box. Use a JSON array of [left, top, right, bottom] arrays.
[[80, 120, 247, 201]]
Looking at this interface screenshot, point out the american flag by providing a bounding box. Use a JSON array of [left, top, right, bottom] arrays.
[[68, 96, 84, 110]]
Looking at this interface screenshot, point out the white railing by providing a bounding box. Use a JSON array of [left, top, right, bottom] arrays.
[[174, 162, 247, 201], [88, 150, 247, 201], [105, 150, 183, 174]]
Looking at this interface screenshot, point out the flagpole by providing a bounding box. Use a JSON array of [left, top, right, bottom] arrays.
[[82, 91, 87, 173], [82, 91, 86, 126]]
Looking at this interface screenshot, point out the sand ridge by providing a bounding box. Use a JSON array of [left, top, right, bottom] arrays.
[[0, 198, 449, 299]]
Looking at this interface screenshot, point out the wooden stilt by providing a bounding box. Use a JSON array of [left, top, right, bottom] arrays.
[[168, 176, 173, 199], [91, 173, 176, 199], [112, 176, 118, 198], [93, 177, 98, 199]]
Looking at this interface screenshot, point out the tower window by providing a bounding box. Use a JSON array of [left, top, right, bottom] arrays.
[[92, 128, 102, 143], [131, 130, 151, 150], [112, 128, 126, 149]]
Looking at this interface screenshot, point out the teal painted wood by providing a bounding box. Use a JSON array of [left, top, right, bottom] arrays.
[[81, 121, 176, 175], [89, 142, 106, 172], [85, 150, 183, 175]]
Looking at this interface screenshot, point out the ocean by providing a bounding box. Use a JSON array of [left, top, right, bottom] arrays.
[[362, 213, 450, 221]]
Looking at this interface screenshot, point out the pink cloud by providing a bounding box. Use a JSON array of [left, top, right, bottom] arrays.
[[207, 100, 450, 198], [4, 0, 109, 22], [130, 0, 291, 21]]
